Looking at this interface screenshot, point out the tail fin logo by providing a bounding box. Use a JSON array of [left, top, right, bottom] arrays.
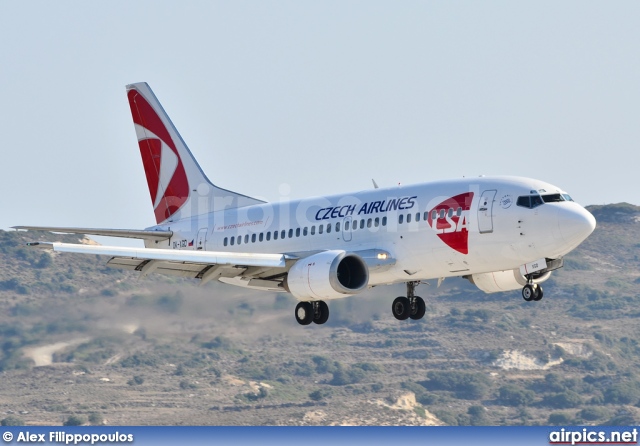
[[128, 90, 189, 223], [427, 192, 474, 254]]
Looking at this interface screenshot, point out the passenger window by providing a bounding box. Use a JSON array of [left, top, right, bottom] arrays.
[[345, 221, 350, 231], [374, 217, 379, 227], [223, 237, 228, 246], [288, 229, 293, 238], [281, 230, 286, 239], [238, 236, 242, 245], [274, 231, 278, 240], [416, 212, 420, 222], [399, 214, 404, 224], [245, 235, 249, 244], [447, 208, 453, 218], [327, 223, 331, 233], [266, 232, 271, 241], [439, 209, 445, 219], [319, 225, 323, 234], [457, 207, 462, 217], [360, 220, 365, 229], [352, 220, 357, 230], [296, 228, 300, 237], [230, 236, 235, 245], [336, 222, 340, 232], [407, 213, 412, 223], [311, 226, 316, 235], [259, 233, 263, 242], [431, 210, 437, 220], [424, 211, 429, 221], [382, 216, 387, 226], [251, 234, 256, 243], [367, 218, 372, 228], [303, 227, 308, 236]]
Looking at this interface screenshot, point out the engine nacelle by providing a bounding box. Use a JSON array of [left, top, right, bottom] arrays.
[[466, 269, 552, 293], [284, 250, 369, 300]]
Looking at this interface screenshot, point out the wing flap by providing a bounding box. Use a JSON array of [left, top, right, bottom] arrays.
[[27, 242, 286, 268]]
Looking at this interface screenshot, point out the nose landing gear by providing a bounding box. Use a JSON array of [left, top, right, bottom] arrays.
[[522, 282, 543, 302], [392, 281, 426, 320]]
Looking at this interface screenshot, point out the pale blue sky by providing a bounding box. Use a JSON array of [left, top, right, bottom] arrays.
[[2, 1, 639, 236]]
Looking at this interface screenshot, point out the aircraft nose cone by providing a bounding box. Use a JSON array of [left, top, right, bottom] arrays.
[[558, 205, 596, 249]]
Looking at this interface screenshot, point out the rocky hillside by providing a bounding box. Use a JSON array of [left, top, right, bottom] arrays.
[[0, 203, 639, 426]]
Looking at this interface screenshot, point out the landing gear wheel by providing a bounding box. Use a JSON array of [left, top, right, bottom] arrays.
[[533, 285, 543, 301], [313, 301, 330, 325], [522, 284, 535, 302], [295, 302, 314, 325], [410, 296, 426, 320], [392, 296, 411, 320]]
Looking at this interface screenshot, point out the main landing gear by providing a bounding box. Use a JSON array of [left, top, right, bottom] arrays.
[[294, 301, 329, 326], [522, 280, 543, 302], [392, 281, 426, 321]]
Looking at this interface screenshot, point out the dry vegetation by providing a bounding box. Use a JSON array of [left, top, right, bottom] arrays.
[[1, 203, 640, 426]]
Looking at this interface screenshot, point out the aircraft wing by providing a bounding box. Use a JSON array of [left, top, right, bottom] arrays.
[[13, 226, 173, 242], [28, 242, 293, 289]]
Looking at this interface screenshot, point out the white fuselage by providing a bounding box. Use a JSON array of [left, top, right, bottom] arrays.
[[145, 175, 595, 293]]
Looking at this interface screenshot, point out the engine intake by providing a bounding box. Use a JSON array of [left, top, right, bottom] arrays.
[[285, 250, 369, 300]]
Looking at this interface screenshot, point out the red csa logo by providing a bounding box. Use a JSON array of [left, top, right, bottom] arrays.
[[427, 192, 474, 254], [127, 90, 189, 224]]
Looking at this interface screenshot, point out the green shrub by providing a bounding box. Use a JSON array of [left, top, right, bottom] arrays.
[[467, 405, 489, 425], [201, 336, 234, 351], [312, 356, 338, 374], [88, 413, 103, 425], [422, 371, 491, 400], [309, 388, 333, 401], [578, 407, 609, 421], [63, 415, 85, 426], [548, 412, 572, 425], [498, 384, 535, 406], [330, 365, 366, 386], [604, 382, 640, 404], [1, 416, 24, 426], [127, 375, 144, 386], [541, 391, 583, 409]]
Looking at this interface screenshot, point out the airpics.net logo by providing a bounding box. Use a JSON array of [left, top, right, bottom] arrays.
[[549, 428, 638, 445]]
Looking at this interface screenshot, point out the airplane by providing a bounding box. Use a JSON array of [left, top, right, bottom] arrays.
[[15, 82, 597, 326]]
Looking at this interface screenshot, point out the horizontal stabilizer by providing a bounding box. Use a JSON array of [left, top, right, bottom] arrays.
[[13, 226, 173, 242]]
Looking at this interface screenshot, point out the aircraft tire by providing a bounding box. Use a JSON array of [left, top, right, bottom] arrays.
[[313, 301, 330, 325], [410, 296, 426, 320], [295, 302, 314, 325], [533, 285, 543, 301], [392, 296, 411, 320], [522, 284, 535, 302]]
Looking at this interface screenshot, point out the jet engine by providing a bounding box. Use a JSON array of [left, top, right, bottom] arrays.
[[465, 269, 552, 294], [284, 250, 369, 300]]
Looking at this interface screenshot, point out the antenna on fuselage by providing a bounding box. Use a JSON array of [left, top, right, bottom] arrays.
[[372, 179, 379, 189]]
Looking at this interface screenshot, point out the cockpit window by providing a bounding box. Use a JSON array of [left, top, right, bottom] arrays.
[[562, 194, 573, 202], [542, 194, 565, 203], [517, 195, 544, 209]]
